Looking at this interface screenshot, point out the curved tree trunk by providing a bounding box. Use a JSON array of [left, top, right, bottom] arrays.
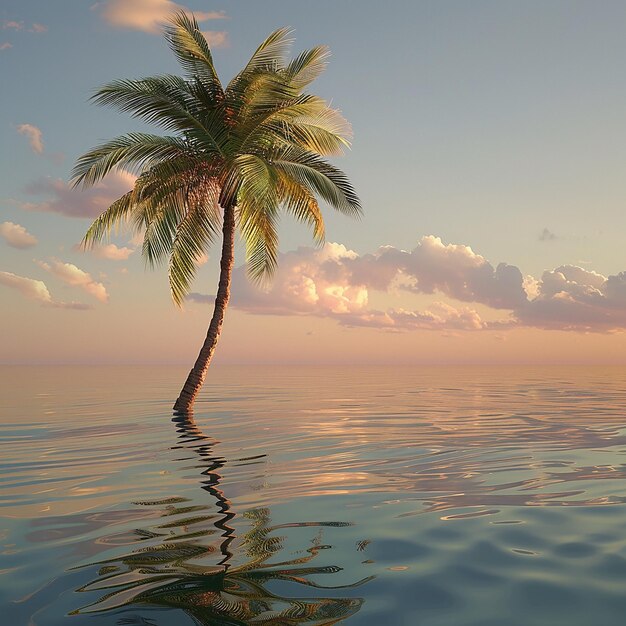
[[173, 203, 236, 413]]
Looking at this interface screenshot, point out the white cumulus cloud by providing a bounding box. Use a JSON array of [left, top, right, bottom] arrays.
[[36, 259, 109, 303], [86, 243, 135, 261], [0, 221, 37, 249], [0, 271, 51, 304], [0, 271, 91, 310]]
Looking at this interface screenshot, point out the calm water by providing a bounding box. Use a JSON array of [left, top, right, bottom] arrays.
[[3, 365, 626, 625]]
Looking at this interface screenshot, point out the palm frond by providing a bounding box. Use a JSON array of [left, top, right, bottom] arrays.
[[82, 190, 135, 247], [92, 76, 225, 154], [269, 146, 362, 217], [235, 154, 280, 282], [164, 11, 223, 96], [283, 45, 330, 89], [223, 28, 295, 132], [71, 133, 191, 187], [239, 27, 293, 75], [168, 184, 222, 306], [277, 173, 325, 243], [236, 95, 350, 160]]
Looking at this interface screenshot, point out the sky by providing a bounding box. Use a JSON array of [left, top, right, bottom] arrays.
[[3, 0, 626, 365]]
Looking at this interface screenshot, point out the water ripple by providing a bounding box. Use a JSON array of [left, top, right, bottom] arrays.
[[3, 365, 626, 624]]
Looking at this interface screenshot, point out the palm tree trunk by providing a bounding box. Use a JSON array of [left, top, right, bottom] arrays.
[[173, 203, 236, 413]]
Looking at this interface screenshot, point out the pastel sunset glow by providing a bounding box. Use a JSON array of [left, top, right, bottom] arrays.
[[3, 1, 626, 365]]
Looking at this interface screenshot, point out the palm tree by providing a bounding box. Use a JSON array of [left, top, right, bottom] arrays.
[[72, 12, 361, 413]]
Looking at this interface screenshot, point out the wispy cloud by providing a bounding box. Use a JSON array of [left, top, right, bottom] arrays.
[[0, 42, 12, 51], [188, 236, 626, 334], [36, 259, 109, 303], [99, 0, 228, 34], [17, 123, 44, 154], [0, 221, 37, 249], [0, 271, 91, 310], [19, 170, 136, 219], [2, 20, 47, 34]]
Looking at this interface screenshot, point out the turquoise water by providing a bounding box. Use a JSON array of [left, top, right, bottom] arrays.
[[2, 365, 626, 625]]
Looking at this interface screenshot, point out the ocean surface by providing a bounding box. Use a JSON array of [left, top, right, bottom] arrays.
[[2, 365, 626, 625]]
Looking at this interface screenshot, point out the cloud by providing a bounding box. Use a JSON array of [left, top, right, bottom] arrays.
[[99, 0, 227, 34], [17, 123, 44, 154], [79, 243, 135, 261], [354, 236, 527, 309], [231, 242, 368, 317], [36, 259, 109, 303], [337, 303, 495, 332], [0, 271, 51, 304], [187, 236, 626, 334], [201, 30, 229, 48], [517, 266, 626, 332], [2, 21, 23, 31], [0, 42, 12, 51], [19, 170, 136, 219], [539, 227, 557, 242], [190, 240, 507, 332], [2, 20, 47, 34], [0, 271, 91, 310], [0, 222, 37, 249], [187, 292, 214, 304]]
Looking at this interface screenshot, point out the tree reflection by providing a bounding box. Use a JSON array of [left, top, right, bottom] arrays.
[[73, 413, 370, 625]]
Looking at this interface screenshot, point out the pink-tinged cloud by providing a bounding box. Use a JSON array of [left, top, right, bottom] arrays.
[[0, 42, 12, 51], [0, 271, 91, 310], [201, 30, 229, 48], [2, 21, 23, 31], [517, 266, 626, 332], [30, 23, 47, 33], [100, 0, 227, 34], [337, 303, 496, 332], [0, 271, 51, 304], [79, 243, 134, 261], [20, 170, 136, 219], [17, 124, 44, 154], [36, 259, 109, 303], [345, 236, 527, 309], [0, 221, 37, 249], [187, 236, 626, 333], [188, 241, 504, 331]]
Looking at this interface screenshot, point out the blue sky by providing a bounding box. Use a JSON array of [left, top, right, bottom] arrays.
[[3, 1, 626, 364]]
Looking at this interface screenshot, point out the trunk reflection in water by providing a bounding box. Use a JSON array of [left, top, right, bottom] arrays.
[[71, 414, 371, 625]]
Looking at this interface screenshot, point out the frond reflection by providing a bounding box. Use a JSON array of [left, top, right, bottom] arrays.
[[71, 414, 370, 625]]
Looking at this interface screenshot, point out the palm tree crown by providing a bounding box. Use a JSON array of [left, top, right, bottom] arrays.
[[73, 12, 361, 304], [73, 12, 361, 413]]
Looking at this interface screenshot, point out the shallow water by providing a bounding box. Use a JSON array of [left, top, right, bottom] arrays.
[[2, 365, 626, 625]]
